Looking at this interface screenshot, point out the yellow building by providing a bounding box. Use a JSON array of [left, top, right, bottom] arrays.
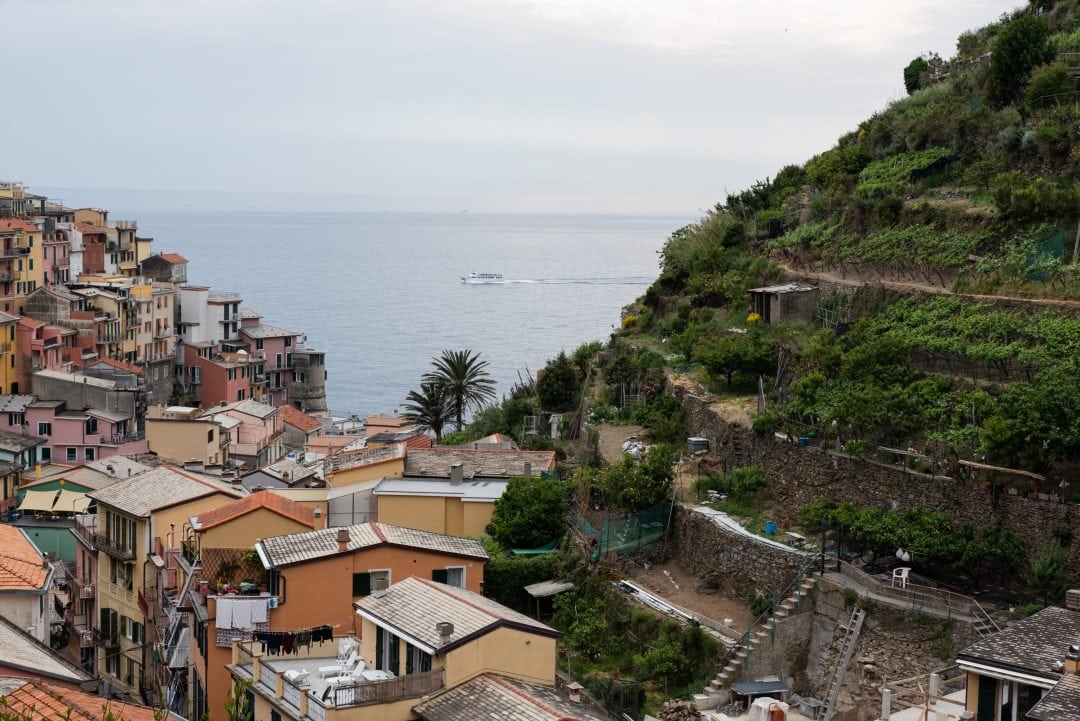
[[146, 406, 232, 467], [87, 466, 246, 701], [372, 475, 505, 538], [231, 576, 566, 721], [0, 219, 46, 317], [0, 311, 20, 394]]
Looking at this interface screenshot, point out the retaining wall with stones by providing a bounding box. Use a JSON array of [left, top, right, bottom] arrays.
[[677, 390, 1080, 579]]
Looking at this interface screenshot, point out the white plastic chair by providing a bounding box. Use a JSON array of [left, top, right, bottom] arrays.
[[891, 567, 910, 588]]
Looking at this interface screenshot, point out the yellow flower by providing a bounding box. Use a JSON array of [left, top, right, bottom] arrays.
[[746, 312, 762, 326]]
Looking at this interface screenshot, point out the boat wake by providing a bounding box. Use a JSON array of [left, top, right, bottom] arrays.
[[469, 276, 653, 286]]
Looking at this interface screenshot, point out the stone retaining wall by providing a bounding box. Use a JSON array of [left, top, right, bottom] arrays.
[[677, 390, 1080, 579]]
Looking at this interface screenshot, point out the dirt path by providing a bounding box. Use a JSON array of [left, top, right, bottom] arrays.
[[777, 260, 1080, 310], [621, 560, 752, 629], [596, 422, 644, 464]]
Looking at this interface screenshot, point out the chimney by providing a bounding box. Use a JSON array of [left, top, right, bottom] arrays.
[[1067, 589, 1080, 611], [450, 463, 463, 486], [566, 681, 584, 704], [436, 622, 454, 642], [1067, 645, 1080, 674], [372, 576, 389, 598], [313, 507, 323, 529], [336, 527, 349, 553], [523, 461, 532, 478]]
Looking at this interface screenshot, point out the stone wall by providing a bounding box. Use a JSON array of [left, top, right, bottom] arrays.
[[672, 505, 810, 601], [677, 391, 1080, 579]]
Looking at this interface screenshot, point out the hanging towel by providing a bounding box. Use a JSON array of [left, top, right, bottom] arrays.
[[232, 601, 253, 629], [216, 598, 235, 630], [251, 599, 269, 624]]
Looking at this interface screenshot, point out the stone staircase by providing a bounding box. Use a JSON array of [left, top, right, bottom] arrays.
[[693, 573, 818, 710]]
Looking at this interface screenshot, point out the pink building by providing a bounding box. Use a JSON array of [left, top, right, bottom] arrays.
[[199, 399, 282, 470], [26, 400, 148, 464], [239, 310, 300, 408], [16, 317, 73, 392], [181, 343, 252, 407], [42, 227, 71, 286]]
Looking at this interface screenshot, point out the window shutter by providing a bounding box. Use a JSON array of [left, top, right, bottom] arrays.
[[375, 628, 384, 671], [389, 633, 400, 676], [431, 569, 448, 584], [352, 572, 371, 597], [405, 643, 414, 675]]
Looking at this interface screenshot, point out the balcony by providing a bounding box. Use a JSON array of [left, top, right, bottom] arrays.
[[93, 628, 120, 649], [180, 539, 199, 568], [72, 517, 96, 549], [79, 582, 95, 600], [0, 271, 11, 282], [115, 220, 137, 231], [79, 629, 94, 648], [92, 533, 136, 561]]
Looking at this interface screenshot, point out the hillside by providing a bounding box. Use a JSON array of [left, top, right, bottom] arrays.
[[621, 0, 1080, 479]]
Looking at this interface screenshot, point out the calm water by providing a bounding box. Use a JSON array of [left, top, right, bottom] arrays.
[[130, 211, 686, 417]]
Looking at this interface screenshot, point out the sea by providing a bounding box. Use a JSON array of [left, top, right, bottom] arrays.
[[104, 208, 689, 419]]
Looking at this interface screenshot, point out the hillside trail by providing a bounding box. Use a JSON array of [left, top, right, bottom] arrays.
[[776, 260, 1080, 310]]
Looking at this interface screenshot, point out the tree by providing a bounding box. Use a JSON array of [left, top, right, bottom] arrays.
[[904, 56, 930, 94], [694, 333, 775, 387], [537, 352, 580, 412], [592, 444, 677, 512], [423, 349, 497, 431], [1026, 61, 1073, 109], [401, 381, 453, 443], [486, 475, 570, 548], [1026, 539, 1070, 605], [987, 13, 1053, 108]]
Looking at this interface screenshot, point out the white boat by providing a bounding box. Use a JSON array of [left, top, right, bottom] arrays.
[[461, 272, 505, 284]]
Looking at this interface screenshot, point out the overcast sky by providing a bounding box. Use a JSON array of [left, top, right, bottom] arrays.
[[5, 0, 1019, 214]]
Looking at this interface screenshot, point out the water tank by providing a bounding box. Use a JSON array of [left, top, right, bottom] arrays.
[[687, 437, 709, 454]]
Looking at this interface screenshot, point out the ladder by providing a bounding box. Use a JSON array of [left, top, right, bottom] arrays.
[[820, 608, 865, 721]]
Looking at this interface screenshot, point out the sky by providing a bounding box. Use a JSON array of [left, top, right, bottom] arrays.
[[4, 0, 1021, 214]]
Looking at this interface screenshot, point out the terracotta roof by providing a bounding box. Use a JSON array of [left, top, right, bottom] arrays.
[[258, 523, 488, 567], [0, 525, 48, 591], [0, 219, 39, 233], [279, 405, 322, 433], [0, 677, 161, 721], [354, 577, 557, 654], [88, 357, 144, 377], [18, 317, 45, 330], [157, 252, 188, 264], [405, 448, 556, 478], [75, 223, 106, 234], [192, 491, 314, 531], [414, 673, 609, 721]]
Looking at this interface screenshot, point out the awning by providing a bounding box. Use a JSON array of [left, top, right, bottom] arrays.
[[18, 489, 59, 512], [53, 489, 91, 513]]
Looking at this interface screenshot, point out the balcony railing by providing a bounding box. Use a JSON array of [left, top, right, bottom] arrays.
[[319, 668, 443, 709], [79, 582, 95, 600], [72, 517, 96, 549], [180, 539, 199, 568], [92, 533, 136, 561]]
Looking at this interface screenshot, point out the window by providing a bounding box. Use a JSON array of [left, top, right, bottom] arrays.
[[353, 569, 390, 597], [405, 642, 432, 675], [41, 446, 51, 461], [255, 339, 264, 350], [37, 422, 51, 436], [236, 389, 245, 401], [284, 336, 292, 348], [275, 353, 282, 369], [8, 413, 23, 426], [66, 447, 77, 462], [208, 429, 215, 443], [85, 417, 98, 434], [85, 447, 96, 461], [105, 652, 120, 677], [374, 626, 400, 674], [446, 567, 465, 588]]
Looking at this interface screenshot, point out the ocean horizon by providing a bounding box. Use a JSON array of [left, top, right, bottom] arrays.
[[47, 192, 691, 419]]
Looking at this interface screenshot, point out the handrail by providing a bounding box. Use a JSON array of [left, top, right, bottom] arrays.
[[835, 559, 980, 620]]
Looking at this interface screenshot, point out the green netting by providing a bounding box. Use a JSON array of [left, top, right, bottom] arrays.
[[573, 501, 672, 560], [509, 537, 562, 556]]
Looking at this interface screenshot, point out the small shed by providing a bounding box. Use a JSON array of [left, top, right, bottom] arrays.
[[524, 579, 574, 620], [748, 283, 818, 325]]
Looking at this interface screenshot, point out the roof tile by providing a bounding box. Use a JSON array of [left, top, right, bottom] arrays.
[[258, 523, 488, 567], [193, 491, 314, 531], [0, 525, 47, 591]]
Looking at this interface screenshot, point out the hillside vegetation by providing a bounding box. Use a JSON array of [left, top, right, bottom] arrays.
[[623, 0, 1080, 479]]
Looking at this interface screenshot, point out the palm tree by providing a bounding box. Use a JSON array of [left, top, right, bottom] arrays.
[[423, 349, 497, 431], [401, 382, 453, 443]]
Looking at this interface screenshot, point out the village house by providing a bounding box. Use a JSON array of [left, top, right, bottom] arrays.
[[0, 427, 47, 513], [0, 676, 166, 721], [241, 457, 322, 491], [0, 218, 45, 317], [200, 399, 283, 470], [228, 576, 565, 721], [139, 252, 188, 285], [280, 405, 324, 454], [85, 466, 247, 702], [16, 317, 72, 391], [0, 310, 21, 394], [31, 367, 146, 440], [372, 448, 557, 537], [0, 523, 54, 643], [956, 595, 1080, 721], [0, 615, 93, 688], [145, 405, 231, 468], [24, 399, 148, 464]]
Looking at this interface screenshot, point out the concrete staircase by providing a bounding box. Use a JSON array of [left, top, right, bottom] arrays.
[[693, 574, 818, 710]]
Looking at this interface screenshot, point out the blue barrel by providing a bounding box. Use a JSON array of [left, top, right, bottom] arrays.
[[764, 520, 777, 537]]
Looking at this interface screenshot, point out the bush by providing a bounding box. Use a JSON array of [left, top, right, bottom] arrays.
[[1027, 61, 1073, 109], [987, 13, 1053, 108], [537, 352, 581, 412], [751, 413, 782, 435], [486, 475, 572, 549]]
